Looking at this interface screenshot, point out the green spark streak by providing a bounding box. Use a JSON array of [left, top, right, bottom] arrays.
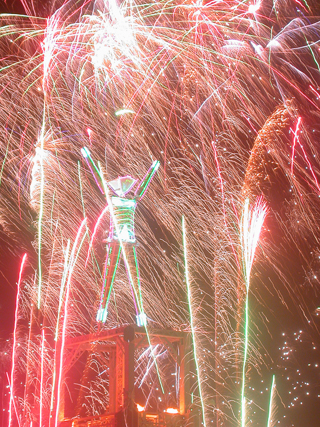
[[241, 286, 249, 427], [89, 155, 104, 182], [306, 40, 320, 72], [267, 375, 275, 427], [182, 216, 206, 427], [136, 160, 160, 199]]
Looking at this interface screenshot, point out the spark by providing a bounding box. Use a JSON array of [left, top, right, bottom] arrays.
[[240, 198, 268, 427], [55, 239, 71, 341], [182, 215, 206, 427], [85, 205, 109, 267], [115, 109, 135, 116], [37, 15, 60, 309], [267, 375, 276, 427], [8, 253, 27, 427], [54, 218, 87, 427], [291, 116, 302, 176], [39, 329, 45, 427]]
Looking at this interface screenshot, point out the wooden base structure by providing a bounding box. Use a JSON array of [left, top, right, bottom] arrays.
[[55, 325, 195, 427]]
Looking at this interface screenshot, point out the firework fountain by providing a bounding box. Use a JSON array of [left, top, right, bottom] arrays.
[[1, 0, 320, 426]]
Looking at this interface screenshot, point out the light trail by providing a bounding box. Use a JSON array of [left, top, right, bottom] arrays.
[[55, 239, 71, 341], [267, 375, 276, 427], [240, 199, 268, 427], [39, 329, 45, 427], [182, 215, 206, 427], [37, 15, 60, 309], [6, 372, 21, 427], [291, 116, 302, 176], [8, 253, 27, 427], [54, 218, 87, 427], [85, 205, 109, 267]]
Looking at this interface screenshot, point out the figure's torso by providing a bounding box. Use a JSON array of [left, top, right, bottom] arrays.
[[108, 196, 136, 243]]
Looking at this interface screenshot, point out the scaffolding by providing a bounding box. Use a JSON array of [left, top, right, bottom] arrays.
[[55, 325, 195, 427]]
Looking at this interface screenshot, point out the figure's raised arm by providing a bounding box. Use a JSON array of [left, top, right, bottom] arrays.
[[81, 147, 105, 195], [134, 160, 160, 200]]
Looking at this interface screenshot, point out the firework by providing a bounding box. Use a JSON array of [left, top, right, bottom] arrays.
[[182, 215, 206, 427], [1, 0, 320, 425], [8, 254, 27, 427], [267, 375, 276, 427], [240, 198, 268, 427]]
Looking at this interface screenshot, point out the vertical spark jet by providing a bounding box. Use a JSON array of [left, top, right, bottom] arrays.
[[8, 253, 27, 427], [182, 216, 206, 427], [267, 375, 276, 427], [37, 16, 60, 309], [39, 329, 46, 427], [240, 198, 268, 427], [53, 218, 87, 427]]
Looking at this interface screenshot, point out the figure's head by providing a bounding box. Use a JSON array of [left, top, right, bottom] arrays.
[[107, 175, 137, 197]]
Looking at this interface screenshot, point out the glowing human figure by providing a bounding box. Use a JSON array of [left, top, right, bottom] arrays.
[[81, 147, 160, 326]]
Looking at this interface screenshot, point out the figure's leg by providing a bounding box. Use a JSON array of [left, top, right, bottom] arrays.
[[132, 246, 147, 326], [123, 244, 147, 326], [97, 242, 121, 322]]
